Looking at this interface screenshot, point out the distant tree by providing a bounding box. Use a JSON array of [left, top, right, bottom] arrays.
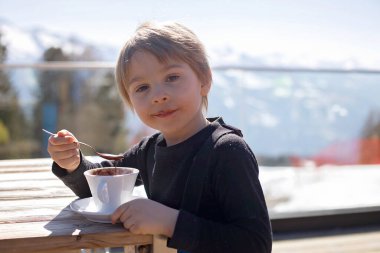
[[0, 32, 29, 158], [73, 71, 128, 153], [0, 120, 10, 145], [361, 110, 380, 138], [0, 32, 24, 141], [33, 47, 74, 156], [34, 46, 127, 157], [0, 32, 5, 63]]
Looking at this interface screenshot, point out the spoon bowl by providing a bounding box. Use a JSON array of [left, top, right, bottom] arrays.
[[42, 129, 124, 161]]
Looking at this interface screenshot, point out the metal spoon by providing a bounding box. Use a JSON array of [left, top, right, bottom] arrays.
[[42, 129, 124, 161]]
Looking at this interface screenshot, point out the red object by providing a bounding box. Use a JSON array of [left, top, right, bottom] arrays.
[[312, 138, 380, 166]]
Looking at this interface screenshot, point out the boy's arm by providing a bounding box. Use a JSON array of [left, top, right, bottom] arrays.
[[52, 141, 144, 198], [52, 153, 99, 198], [52, 133, 158, 198], [167, 135, 272, 253]]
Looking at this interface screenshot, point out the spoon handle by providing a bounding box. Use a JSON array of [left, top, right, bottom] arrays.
[[42, 129, 94, 149], [42, 129, 55, 136], [76, 141, 96, 151], [42, 129, 123, 160]]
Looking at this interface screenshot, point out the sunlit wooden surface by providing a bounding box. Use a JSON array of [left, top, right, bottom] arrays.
[[0, 158, 152, 253]]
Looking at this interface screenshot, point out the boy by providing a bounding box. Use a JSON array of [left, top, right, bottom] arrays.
[[48, 21, 272, 253]]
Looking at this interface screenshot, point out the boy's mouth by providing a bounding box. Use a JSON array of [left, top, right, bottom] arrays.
[[152, 109, 177, 118]]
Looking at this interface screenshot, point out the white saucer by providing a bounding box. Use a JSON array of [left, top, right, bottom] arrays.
[[70, 196, 140, 223]]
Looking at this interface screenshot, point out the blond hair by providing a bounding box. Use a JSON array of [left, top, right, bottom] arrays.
[[115, 21, 212, 110]]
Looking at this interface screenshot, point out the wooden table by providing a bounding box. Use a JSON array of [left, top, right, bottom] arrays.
[[0, 158, 155, 253]]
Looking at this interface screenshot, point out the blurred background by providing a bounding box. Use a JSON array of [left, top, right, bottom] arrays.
[[0, 0, 379, 214]]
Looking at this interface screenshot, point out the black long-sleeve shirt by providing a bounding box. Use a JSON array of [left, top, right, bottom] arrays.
[[52, 117, 272, 253]]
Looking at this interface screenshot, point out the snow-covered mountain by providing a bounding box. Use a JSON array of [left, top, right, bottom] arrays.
[[209, 70, 379, 157], [0, 18, 118, 62], [1, 19, 379, 163], [2, 18, 377, 69]]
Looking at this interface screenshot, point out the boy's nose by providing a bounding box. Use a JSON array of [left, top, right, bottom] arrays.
[[152, 86, 169, 104], [153, 96, 168, 103]]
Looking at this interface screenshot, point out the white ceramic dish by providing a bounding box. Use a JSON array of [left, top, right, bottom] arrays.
[[70, 196, 140, 223]]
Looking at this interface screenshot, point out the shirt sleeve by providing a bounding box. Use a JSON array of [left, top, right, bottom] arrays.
[[52, 152, 97, 198], [51, 138, 147, 198], [167, 134, 272, 253]]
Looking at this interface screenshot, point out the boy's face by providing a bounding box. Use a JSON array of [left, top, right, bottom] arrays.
[[126, 51, 210, 146]]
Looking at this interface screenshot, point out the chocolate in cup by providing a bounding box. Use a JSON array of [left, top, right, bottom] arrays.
[[90, 167, 133, 176]]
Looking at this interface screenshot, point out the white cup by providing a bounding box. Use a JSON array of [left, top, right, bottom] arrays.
[[84, 167, 139, 213]]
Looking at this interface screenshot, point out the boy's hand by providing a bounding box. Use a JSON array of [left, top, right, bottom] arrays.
[[47, 129, 80, 173], [111, 198, 179, 237]]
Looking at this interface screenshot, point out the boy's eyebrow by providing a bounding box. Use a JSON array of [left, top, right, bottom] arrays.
[[128, 63, 184, 85], [128, 76, 143, 86], [164, 63, 184, 71]]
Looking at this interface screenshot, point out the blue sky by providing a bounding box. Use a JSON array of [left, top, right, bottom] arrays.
[[1, 0, 379, 66]]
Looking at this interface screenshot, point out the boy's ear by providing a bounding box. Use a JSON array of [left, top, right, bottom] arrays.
[[200, 80, 211, 96], [200, 69, 212, 96]]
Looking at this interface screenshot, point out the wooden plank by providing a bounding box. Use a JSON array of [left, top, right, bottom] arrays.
[[0, 197, 75, 217], [0, 205, 82, 224], [0, 218, 145, 239], [0, 189, 75, 200], [0, 158, 52, 169], [0, 196, 75, 211], [0, 166, 52, 173], [0, 191, 73, 201], [152, 235, 176, 253], [124, 246, 137, 253], [0, 171, 59, 181], [0, 178, 65, 187], [0, 176, 75, 200], [0, 232, 152, 253]]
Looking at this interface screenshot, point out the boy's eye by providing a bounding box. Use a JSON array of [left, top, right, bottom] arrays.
[[166, 75, 179, 82], [135, 85, 149, 93]]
